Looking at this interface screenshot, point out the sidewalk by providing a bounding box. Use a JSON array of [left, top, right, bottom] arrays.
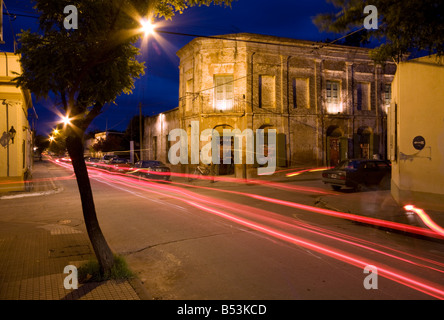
[[0, 160, 150, 300], [0, 159, 63, 200]]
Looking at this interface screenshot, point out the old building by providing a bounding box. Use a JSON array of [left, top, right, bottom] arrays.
[[144, 33, 396, 177], [0, 52, 34, 192], [388, 54, 444, 211]]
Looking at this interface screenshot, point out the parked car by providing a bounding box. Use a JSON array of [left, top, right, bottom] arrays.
[[322, 159, 391, 191], [84, 157, 100, 166], [109, 158, 131, 173], [101, 154, 118, 163], [128, 160, 171, 181]]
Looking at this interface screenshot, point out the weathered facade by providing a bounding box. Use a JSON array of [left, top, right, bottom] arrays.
[[144, 107, 179, 164], [144, 33, 396, 177]]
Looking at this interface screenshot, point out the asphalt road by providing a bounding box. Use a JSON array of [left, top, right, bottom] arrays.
[[3, 160, 444, 300]]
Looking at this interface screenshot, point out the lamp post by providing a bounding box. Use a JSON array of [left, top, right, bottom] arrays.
[[138, 18, 156, 161]]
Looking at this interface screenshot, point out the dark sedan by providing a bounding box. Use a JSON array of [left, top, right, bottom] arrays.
[[322, 159, 391, 191], [109, 158, 131, 173], [128, 160, 171, 181]]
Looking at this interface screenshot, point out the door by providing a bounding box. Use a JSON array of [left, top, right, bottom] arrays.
[[329, 138, 340, 167], [219, 135, 234, 175]]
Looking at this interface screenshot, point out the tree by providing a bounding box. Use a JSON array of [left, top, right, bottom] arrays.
[[34, 134, 50, 155], [92, 133, 125, 153], [16, 0, 234, 276], [313, 0, 444, 63], [122, 115, 144, 160], [48, 132, 67, 156]]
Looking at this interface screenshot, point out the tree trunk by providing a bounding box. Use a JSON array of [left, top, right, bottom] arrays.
[[65, 134, 114, 275]]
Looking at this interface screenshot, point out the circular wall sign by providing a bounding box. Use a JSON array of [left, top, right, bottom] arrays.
[[413, 136, 426, 150]]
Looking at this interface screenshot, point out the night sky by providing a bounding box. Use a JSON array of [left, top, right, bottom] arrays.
[[2, 0, 345, 136]]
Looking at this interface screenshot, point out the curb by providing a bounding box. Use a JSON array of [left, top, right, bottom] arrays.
[[0, 187, 64, 200], [129, 278, 153, 300]]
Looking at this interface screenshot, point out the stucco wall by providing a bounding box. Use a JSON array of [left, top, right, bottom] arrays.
[[0, 53, 33, 192], [390, 55, 444, 208]]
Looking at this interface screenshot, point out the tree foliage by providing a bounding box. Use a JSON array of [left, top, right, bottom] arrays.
[[313, 0, 444, 63], [92, 134, 125, 153], [16, 0, 235, 132]]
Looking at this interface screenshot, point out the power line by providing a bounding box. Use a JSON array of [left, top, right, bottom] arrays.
[[3, 10, 39, 19], [5, 9, 368, 51]]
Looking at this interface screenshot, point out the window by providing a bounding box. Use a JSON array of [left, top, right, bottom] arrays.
[[357, 82, 370, 111], [165, 135, 170, 163], [293, 78, 309, 109], [259, 75, 276, 108], [185, 79, 193, 111], [152, 136, 157, 159], [214, 75, 234, 111], [384, 83, 391, 105], [363, 161, 377, 169], [326, 80, 340, 104]]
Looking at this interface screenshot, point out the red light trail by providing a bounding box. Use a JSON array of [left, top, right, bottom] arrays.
[[185, 200, 444, 300], [51, 159, 444, 299]]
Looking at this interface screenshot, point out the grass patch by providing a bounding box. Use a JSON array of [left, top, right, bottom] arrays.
[[78, 254, 134, 283]]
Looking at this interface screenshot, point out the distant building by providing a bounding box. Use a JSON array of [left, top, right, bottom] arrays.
[[144, 33, 396, 177], [144, 107, 179, 163], [0, 52, 34, 192], [84, 130, 125, 158], [388, 54, 444, 211]]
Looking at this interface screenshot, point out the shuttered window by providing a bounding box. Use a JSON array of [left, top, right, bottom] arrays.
[[214, 75, 234, 111]]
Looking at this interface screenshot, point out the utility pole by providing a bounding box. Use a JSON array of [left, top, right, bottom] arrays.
[[139, 102, 143, 161], [0, 0, 4, 45]]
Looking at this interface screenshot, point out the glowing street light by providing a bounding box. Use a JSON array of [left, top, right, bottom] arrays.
[[61, 115, 72, 126], [53, 129, 60, 135], [49, 136, 55, 142], [140, 18, 156, 37]]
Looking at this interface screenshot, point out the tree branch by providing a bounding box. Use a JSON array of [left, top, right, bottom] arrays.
[[81, 102, 104, 133]]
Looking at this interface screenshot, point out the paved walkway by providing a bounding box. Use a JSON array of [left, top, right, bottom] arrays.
[[0, 160, 150, 300]]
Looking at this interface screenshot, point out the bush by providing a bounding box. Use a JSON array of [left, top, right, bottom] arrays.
[[78, 254, 134, 283]]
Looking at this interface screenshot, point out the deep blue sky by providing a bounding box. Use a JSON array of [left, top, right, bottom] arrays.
[[2, 0, 344, 136]]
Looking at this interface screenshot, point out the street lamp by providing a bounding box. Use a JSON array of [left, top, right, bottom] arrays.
[[140, 18, 156, 37], [8, 126, 16, 144], [61, 115, 72, 126], [136, 18, 157, 161]]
